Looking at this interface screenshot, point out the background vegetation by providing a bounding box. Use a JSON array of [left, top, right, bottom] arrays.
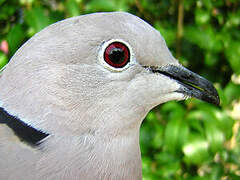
[[0, 0, 240, 179]]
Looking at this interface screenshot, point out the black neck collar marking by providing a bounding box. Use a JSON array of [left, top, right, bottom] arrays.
[[0, 107, 49, 147]]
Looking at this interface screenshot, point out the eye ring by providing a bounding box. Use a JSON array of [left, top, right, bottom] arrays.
[[98, 39, 134, 72]]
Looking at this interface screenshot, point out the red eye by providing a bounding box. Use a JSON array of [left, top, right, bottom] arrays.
[[104, 42, 130, 68]]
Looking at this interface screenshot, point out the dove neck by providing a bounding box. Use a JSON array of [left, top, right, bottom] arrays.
[[42, 127, 143, 179]]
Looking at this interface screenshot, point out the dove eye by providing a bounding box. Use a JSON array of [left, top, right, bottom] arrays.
[[98, 39, 134, 72], [104, 42, 130, 68]]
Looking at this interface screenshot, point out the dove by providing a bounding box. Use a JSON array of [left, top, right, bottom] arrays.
[[0, 12, 219, 180]]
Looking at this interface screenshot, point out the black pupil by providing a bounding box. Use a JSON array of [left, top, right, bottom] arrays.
[[109, 47, 125, 64]]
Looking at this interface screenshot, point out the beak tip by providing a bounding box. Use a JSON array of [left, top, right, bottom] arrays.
[[214, 95, 220, 106], [198, 87, 220, 106], [209, 85, 220, 106]]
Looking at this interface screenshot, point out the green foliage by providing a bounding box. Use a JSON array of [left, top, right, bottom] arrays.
[[0, 52, 8, 69], [0, 0, 240, 179]]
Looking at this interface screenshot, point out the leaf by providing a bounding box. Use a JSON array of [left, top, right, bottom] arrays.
[[225, 40, 240, 74], [66, 0, 80, 17], [160, 101, 186, 118], [141, 111, 164, 151], [85, 0, 130, 12], [0, 3, 17, 20], [210, 164, 224, 180], [154, 152, 177, 164], [186, 110, 211, 136], [140, 120, 156, 154], [154, 22, 176, 47], [0, 52, 8, 69], [213, 110, 234, 139], [164, 117, 189, 154], [184, 25, 223, 52], [6, 24, 25, 56], [0, 0, 6, 5], [156, 160, 180, 178], [183, 134, 210, 164], [24, 7, 51, 34], [204, 51, 218, 67], [202, 0, 213, 9], [85, 0, 117, 12], [227, 11, 240, 27], [195, 8, 210, 25], [224, 82, 240, 104], [205, 122, 224, 153]]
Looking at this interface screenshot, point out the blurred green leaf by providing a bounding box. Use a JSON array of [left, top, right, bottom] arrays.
[[202, 0, 213, 9], [6, 24, 25, 55], [227, 11, 240, 27], [204, 51, 218, 67], [225, 40, 240, 74], [66, 0, 80, 17], [183, 135, 210, 164], [155, 22, 176, 47], [156, 160, 180, 178], [164, 117, 189, 154], [0, 0, 6, 5], [20, 0, 35, 5], [86, 0, 117, 12], [0, 4, 16, 20], [0, 52, 8, 69], [210, 164, 224, 180], [213, 110, 234, 139], [186, 110, 208, 135], [205, 122, 224, 153], [195, 8, 210, 25], [184, 25, 222, 52], [24, 7, 51, 34], [224, 82, 240, 104]]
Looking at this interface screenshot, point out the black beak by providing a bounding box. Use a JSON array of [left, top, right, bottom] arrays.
[[145, 65, 220, 106]]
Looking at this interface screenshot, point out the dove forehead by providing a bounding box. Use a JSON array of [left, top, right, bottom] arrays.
[[11, 12, 176, 68]]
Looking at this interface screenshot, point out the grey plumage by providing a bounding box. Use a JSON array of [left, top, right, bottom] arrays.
[[0, 12, 219, 180]]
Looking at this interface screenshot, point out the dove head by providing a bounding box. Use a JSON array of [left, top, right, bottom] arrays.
[[0, 12, 218, 137]]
